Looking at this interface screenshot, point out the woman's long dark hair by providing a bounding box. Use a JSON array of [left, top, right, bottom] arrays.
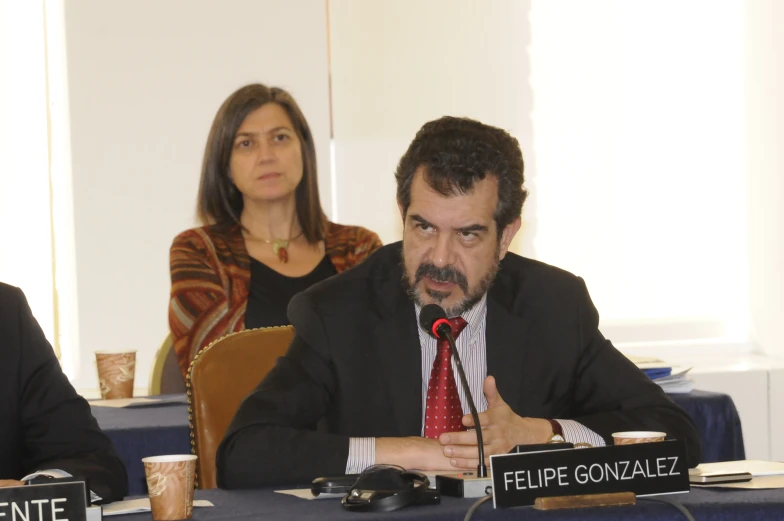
[[197, 84, 326, 243]]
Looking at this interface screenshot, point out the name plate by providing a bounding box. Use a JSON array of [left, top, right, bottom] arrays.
[[0, 482, 87, 521], [490, 439, 689, 508]]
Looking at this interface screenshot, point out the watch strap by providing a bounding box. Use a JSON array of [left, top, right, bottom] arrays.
[[548, 419, 563, 437], [546, 419, 566, 443]]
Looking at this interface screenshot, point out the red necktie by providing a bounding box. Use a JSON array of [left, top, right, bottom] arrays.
[[424, 317, 468, 439]]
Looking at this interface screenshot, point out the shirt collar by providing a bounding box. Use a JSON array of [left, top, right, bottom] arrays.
[[414, 293, 488, 346]]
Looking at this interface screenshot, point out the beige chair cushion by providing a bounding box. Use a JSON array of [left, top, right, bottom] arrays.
[[148, 333, 185, 395]]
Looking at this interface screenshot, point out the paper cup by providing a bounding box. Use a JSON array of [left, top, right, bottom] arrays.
[[95, 351, 136, 399], [612, 431, 667, 445], [142, 455, 197, 521]]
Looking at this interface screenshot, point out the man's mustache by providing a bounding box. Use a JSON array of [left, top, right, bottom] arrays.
[[415, 264, 468, 293]]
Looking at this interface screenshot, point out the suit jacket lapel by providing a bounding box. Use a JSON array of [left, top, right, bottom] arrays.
[[486, 266, 532, 413], [373, 250, 423, 437]]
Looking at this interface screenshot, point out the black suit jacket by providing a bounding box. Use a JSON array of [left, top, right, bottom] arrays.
[[217, 243, 701, 488], [0, 283, 128, 502]]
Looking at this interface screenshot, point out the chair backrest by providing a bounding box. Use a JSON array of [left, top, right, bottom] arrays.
[[148, 333, 186, 396], [187, 326, 295, 489]]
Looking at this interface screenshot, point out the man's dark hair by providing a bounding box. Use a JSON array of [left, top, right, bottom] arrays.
[[395, 116, 527, 233]]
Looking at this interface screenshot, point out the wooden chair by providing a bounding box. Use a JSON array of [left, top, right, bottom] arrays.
[[186, 326, 295, 489]]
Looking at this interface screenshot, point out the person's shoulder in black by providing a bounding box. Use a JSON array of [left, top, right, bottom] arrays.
[[296, 241, 404, 307], [0, 282, 128, 502]]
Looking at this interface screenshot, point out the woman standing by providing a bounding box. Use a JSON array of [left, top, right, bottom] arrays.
[[169, 84, 381, 379]]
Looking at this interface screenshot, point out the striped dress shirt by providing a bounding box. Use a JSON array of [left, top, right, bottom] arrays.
[[346, 293, 606, 473]]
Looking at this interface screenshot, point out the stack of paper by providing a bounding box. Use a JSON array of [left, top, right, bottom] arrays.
[[691, 460, 784, 477], [651, 367, 693, 394], [625, 356, 694, 394], [690, 460, 784, 490]]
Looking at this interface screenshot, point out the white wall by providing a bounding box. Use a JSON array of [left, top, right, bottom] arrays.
[[60, 0, 332, 390], [745, 0, 784, 359], [769, 368, 784, 460], [328, 0, 536, 256]]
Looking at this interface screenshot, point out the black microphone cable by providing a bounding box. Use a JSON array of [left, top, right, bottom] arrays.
[[463, 494, 695, 521], [440, 325, 488, 477], [463, 493, 493, 521], [420, 303, 488, 477], [638, 496, 696, 521]]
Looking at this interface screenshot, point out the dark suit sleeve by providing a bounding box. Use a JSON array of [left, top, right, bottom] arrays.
[[568, 279, 702, 466], [14, 288, 128, 502], [216, 292, 350, 488]]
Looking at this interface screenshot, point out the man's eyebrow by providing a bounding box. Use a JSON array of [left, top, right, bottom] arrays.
[[410, 214, 433, 227], [410, 215, 489, 233], [457, 224, 489, 233]]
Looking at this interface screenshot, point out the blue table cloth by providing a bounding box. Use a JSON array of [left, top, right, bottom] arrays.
[[92, 400, 191, 496], [91, 390, 745, 497], [670, 390, 745, 464], [116, 486, 784, 521]]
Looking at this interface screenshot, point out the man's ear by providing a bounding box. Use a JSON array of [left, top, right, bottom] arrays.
[[498, 217, 522, 260]]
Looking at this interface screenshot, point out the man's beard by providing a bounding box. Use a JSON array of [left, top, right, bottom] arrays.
[[401, 255, 500, 317]]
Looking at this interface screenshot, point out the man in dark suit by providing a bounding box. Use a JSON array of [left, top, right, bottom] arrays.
[[0, 282, 127, 502], [217, 117, 701, 488]]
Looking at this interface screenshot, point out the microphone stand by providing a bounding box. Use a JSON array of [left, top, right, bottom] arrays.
[[433, 324, 493, 497], [438, 326, 488, 478]]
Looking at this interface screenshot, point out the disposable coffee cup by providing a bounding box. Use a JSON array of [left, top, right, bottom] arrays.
[[612, 431, 667, 445], [142, 455, 197, 521], [95, 350, 136, 399]]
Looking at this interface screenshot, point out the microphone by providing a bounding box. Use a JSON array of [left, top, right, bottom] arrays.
[[419, 304, 488, 478]]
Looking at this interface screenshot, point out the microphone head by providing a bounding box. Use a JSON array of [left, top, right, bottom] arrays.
[[419, 304, 450, 339]]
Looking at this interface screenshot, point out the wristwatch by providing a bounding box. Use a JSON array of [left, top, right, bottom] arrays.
[[546, 419, 566, 443]]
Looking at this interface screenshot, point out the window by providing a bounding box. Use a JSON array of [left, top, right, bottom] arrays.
[[0, 0, 57, 351], [529, 0, 747, 348]]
